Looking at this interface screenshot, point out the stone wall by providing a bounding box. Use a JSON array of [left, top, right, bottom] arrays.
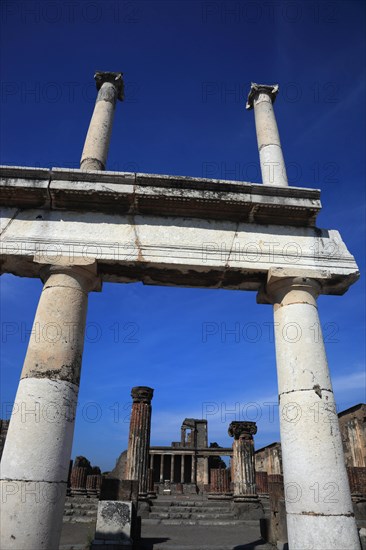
[[255, 442, 282, 475], [339, 404, 366, 468], [0, 420, 9, 460]]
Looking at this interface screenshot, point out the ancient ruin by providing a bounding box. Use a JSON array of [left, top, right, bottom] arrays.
[[0, 72, 362, 549]]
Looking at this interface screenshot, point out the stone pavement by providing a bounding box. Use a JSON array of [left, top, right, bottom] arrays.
[[59, 519, 274, 550]]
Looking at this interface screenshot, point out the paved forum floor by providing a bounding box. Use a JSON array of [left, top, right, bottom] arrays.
[[59, 520, 274, 550]]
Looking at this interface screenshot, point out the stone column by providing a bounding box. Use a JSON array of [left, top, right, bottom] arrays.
[[246, 83, 288, 187], [181, 426, 186, 446], [125, 386, 154, 498], [203, 456, 209, 485], [181, 455, 185, 483], [262, 269, 360, 549], [80, 71, 124, 171], [160, 455, 164, 483], [228, 421, 258, 501], [191, 453, 196, 484], [170, 454, 175, 482], [0, 263, 100, 550]]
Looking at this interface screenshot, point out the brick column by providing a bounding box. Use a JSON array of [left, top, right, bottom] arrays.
[[125, 386, 154, 498], [228, 421, 258, 502]]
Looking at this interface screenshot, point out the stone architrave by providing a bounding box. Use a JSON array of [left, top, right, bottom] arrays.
[[261, 268, 361, 549], [0, 262, 100, 550], [228, 421, 258, 502], [125, 386, 154, 498]]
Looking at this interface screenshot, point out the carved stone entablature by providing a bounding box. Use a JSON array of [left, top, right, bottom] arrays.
[[131, 386, 154, 404], [228, 421, 257, 440]]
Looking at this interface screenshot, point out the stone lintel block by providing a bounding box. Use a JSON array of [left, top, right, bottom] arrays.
[[0, 165, 321, 227]]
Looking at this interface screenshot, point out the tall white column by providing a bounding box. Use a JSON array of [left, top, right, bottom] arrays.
[[80, 71, 124, 171], [263, 270, 360, 549], [246, 83, 288, 187], [0, 263, 100, 550]]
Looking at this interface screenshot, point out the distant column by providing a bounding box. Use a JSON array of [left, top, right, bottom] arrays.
[[125, 386, 154, 498], [191, 454, 197, 484], [170, 455, 175, 482], [228, 421, 258, 502], [246, 83, 288, 187], [181, 455, 185, 483], [160, 455, 164, 483], [80, 71, 124, 171]]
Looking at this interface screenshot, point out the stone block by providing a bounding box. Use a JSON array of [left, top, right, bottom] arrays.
[[94, 501, 133, 544], [100, 478, 138, 503]]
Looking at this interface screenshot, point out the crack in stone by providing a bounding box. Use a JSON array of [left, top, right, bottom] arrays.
[[0, 208, 21, 236], [279, 387, 333, 397]]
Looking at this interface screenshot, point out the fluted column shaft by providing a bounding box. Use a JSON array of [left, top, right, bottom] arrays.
[[229, 421, 258, 502], [125, 386, 154, 498]]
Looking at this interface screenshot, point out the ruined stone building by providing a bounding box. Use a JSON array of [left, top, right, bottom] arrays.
[[0, 419, 9, 461], [339, 403, 366, 468], [149, 418, 232, 493]]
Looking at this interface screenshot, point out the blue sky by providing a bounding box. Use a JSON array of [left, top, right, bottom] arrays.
[[1, 0, 365, 471]]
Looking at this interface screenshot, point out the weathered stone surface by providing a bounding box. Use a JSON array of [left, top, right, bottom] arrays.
[[94, 500, 132, 541], [125, 386, 154, 497], [339, 404, 366, 468], [1, 176, 358, 294], [266, 274, 360, 549]]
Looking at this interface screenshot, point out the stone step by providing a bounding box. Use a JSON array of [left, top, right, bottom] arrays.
[[157, 500, 230, 507], [62, 515, 96, 524], [151, 506, 231, 513], [142, 518, 247, 526], [149, 512, 234, 520], [64, 503, 98, 511]]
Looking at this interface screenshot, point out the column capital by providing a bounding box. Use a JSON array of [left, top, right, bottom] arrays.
[[131, 386, 154, 404], [246, 82, 279, 110], [228, 421, 257, 440], [95, 71, 124, 101], [36, 259, 102, 292], [257, 267, 332, 306]]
